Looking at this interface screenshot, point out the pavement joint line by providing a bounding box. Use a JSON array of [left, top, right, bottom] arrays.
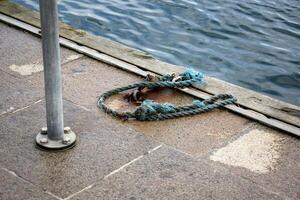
[[63, 98, 92, 112], [1, 167, 36, 188], [238, 174, 288, 199], [20, 54, 84, 78], [63, 183, 95, 200], [146, 144, 163, 154], [0, 68, 19, 79], [61, 54, 85, 66], [1, 167, 22, 180], [196, 122, 256, 160], [11, 99, 43, 114], [164, 144, 195, 158], [1, 167, 62, 200], [0, 47, 82, 79], [198, 154, 288, 199], [63, 144, 162, 200], [151, 142, 288, 199], [44, 191, 64, 200], [104, 144, 163, 179], [0, 99, 43, 118], [18, 53, 84, 78], [44, 190, 63, 200], [12, 54, 83, 78]]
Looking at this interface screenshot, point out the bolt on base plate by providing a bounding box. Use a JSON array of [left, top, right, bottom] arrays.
[[35, 127, 77, 151]]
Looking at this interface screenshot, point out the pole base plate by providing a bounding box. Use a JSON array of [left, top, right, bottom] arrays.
[[35, 127, 77, 151]]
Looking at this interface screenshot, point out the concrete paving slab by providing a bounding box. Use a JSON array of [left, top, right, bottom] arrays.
[[0, 168, 55, 200], [209, 124, 300, 199], [0, 71, 43, 115], [72, 146, 283, 200], [128, 110, 250, 156], [0, 22, 82, 77], [0, 100, 158, 198], [61, 57, 140, 110]]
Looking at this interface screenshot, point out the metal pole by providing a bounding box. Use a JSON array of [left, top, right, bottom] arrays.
[[36, 0, 76, 150], [40, 0, 63, 140]]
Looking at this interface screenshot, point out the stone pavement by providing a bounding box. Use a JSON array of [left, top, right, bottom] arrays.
[[0, 22, 299, 200]]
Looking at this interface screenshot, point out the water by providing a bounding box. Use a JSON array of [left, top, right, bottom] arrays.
[[12, 0, 300, 106]]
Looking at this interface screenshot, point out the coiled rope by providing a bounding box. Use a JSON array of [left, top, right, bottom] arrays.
[[97, 69, 237, 121]]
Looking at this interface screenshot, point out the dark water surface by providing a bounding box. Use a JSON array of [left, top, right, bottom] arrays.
[[13, 0, 300, 106]]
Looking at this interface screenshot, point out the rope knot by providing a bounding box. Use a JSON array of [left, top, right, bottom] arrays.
[[156, 69, 205, 84], [192, 100, 205, 108], [180, 68, 205, 82], [134, 100, 176, 121]]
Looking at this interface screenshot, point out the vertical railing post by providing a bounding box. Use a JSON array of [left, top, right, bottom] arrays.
[[40, 0, 63, 140], [36, 0, 76, 150]]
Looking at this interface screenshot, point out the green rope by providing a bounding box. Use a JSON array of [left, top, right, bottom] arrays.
[[97, 69, 237, 121]]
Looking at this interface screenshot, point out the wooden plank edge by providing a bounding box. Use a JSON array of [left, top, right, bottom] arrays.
[[181, 88, 300, 137], [1, 13, 299, 137]]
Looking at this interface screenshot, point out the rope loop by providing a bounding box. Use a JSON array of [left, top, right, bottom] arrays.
[[97, 69, 237, 121]]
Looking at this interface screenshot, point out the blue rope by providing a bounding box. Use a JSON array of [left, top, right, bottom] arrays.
[[97, 69, 237, 121]]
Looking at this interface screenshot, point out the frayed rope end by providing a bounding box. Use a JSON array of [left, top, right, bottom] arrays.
[[193, 100, 205, 108], [180, 68, 205, 84]]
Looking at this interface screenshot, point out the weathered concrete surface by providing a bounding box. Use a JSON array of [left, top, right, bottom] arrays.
[[61, 57, 140, 110], [72, 146, 282, 200], [0, 100, 158, 198], [0, 168, 55, 200], [0, 21, 82, 115], [0, 22, 82, 77], [209, 124, 300, 199], [0, 18, 299, 200], [127, 110, 250, 156], [210, 128, 282, 174], [0, 71, 42, 115]]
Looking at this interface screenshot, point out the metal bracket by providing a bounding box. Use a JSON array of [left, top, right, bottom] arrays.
[[35, 127, 77, 151]]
